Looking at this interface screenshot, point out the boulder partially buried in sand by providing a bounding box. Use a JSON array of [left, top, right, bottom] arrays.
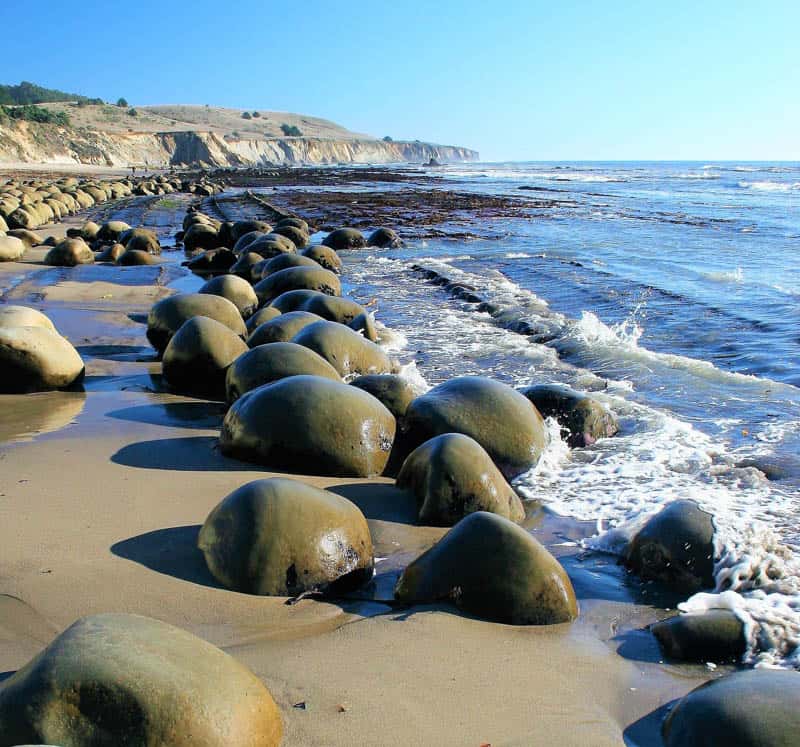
[[291, 320, 394, 377], [625, 499, 715, 592], [651, 610, 745, 663], [163, 316, 249, 399], [147, 293, 247, 354], [401, 376, 547, 478], [198, 477, 374, 596], [0, 326, 84, 393], [322, 227, 366, 251], [397, 433, 525, 526], [394, 511, 578, 624], [520, 384, 619, 447], [0, 612, 282, 746], [226, 342, 341, 403], [117, 249, 161, 266], [44, 238, 94, 266], [200, 274, 259, 318], [350, 374, 416, 419], [0, 236, 26, 261], [220, 375, 396, 477], [662, 669, 800, 747]]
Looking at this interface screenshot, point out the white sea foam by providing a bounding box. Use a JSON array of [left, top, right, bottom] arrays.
[[739, 180, 800, 192], [704, 267, 745, 283]]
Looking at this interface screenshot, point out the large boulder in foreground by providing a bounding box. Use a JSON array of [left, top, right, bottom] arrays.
[[651, 610, 745, 663], [0, 305, 56, 332], [44, 238, 94, 266], [0, 612, 282, 746], [291, 320, 394, 377], [323, 227, 366, 251], [200, 274, 259, 318], [395, 511, 578, 624], [0, 326, 84, 393], [625, 500, 715, 592], [254, 266, 341, 306], [397, 433, 525, 526], [0, 236, 26, 261], [520, 383, 619, 447], [163, 317, 248, 399], [663, 670, 800, 747], [401, 376, 546, 478], [220, 375, 396, 477], [198, 477, 374, 596], [226, 342, 341, 403], [147, 293, 247, 354]]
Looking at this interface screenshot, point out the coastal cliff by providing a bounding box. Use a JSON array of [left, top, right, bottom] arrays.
[[0, 120, 478, 167]]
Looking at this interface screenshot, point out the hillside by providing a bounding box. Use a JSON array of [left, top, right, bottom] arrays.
[[0, 102, 478, 167]]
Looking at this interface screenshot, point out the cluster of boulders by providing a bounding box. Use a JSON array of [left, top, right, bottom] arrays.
[[0, 305, 84, 392]]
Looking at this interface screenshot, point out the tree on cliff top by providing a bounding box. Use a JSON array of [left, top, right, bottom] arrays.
[[0, 81, 95, 106], [281, 123, 302, 136], [116, 97, 128, 107]]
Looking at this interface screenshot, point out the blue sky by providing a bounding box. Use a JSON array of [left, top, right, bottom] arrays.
[[1, 1, 797, 161]]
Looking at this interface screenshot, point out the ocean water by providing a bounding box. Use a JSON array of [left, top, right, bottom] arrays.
[[332, 161, 800, 667]]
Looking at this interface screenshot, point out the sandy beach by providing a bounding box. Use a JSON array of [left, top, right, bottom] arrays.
[[0, 182, 729, 745]]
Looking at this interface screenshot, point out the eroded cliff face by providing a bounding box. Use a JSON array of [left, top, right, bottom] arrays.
[[0, 121, 478, 167]]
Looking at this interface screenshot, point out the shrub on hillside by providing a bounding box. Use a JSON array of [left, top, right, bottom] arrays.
[[280, 123, 302, 136]]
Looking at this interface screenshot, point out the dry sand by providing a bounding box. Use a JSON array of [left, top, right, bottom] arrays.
[[0, 195, 721, 745]]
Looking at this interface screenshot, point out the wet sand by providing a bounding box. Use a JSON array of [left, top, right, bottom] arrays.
[[0, 187, 721, 745]]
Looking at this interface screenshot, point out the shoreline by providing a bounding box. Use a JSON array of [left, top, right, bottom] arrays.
[[0, 174, 740, 744]]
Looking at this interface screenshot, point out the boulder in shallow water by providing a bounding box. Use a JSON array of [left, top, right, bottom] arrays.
[[350, 374, 416, 419], [0, 305, 56, 332], [401, 376, 547, 479], [291, 320, 394, 377], [121, 227, 161, 255], [225, 341, 341, 403], [662, 669, 800, 747], [117, 248, 161, 266], [96, 242, 126, 262], [185, 248, 237, 275], [651, 610, 745, 662], [147, 293, 247, 354], [0, 235, 25, 261], [367, 227, 402, 248], [625, 499, 715, 592], [230, 250, 267, 280], [0, 612, 282, 746], [198, 477, 374, 595], [44, 238, 94, 266], [183, 222, 221, 253], [200, 274, 259, 318], [0, 326, 84, 393], [96, 219, 130, 242], [231, 219, 272, 242], [322, 227, 366, 251], [259, 252, 319, 279], [397, 433, 525, 526], [220, 374, 396, 477], [272, 223, 310, 249], [520, 383, 619, 447], [395, 511, 578, 624], [301, 244, 342, 273], [254, 265, 341, 306], [247, 311, 323, 346], [162, 316, 249, 399]]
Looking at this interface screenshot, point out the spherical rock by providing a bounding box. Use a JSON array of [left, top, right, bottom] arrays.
[[663, 670, 800, 747], [185, 248, 237, 275], [96, 242, 126, 262], [7, 228, 43, 248], [198, 477, 374, 595], [220, 375, 396, 477], [230, 251, 264, 279], [651, 610, 745, 662], [96, 220, 130, 242], [248, 311, 323, 346], [246, 306, 282, 333], [121, 227, 161, 255], [625, 499, 715, 592], [231, 219, 272, 242], [402, 376, 546, 478], [291, 320, 394, 377], [0, 236, 25, 262], [0, 612, 282, 746], [272, 224, 310, 248], [368, 227, 402, 248], [147, 293, 247, 354], [254, 266, 341, 306], [117, 249, 161, 266], [323, 227, 366, 251], [520, 384, 619, 447], [394, 511, 578, 624], [302, 245, 342, 273], [350, 374, 416, 419], [275, 216, 309, 233], [226, 341, 341, 403], [184, 222, 222, 253], [200, 274, 259, 318], [260, 252, 318, 278], [0, 326, 84, 392], [0, 305, 56, 332], [162, 316, 249, 399], [44, 238, 94, 266], [398, 433, 525, 526]]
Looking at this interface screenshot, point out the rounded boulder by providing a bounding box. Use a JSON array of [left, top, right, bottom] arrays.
[[247, 311, 323, 346], [200, 274, 259, 318], [254, 266, 341, 306], [44, 238, 94, 266], [323, 227, 366, 251], [291, 320, 394, 377], [0, 326, 84, 392]]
